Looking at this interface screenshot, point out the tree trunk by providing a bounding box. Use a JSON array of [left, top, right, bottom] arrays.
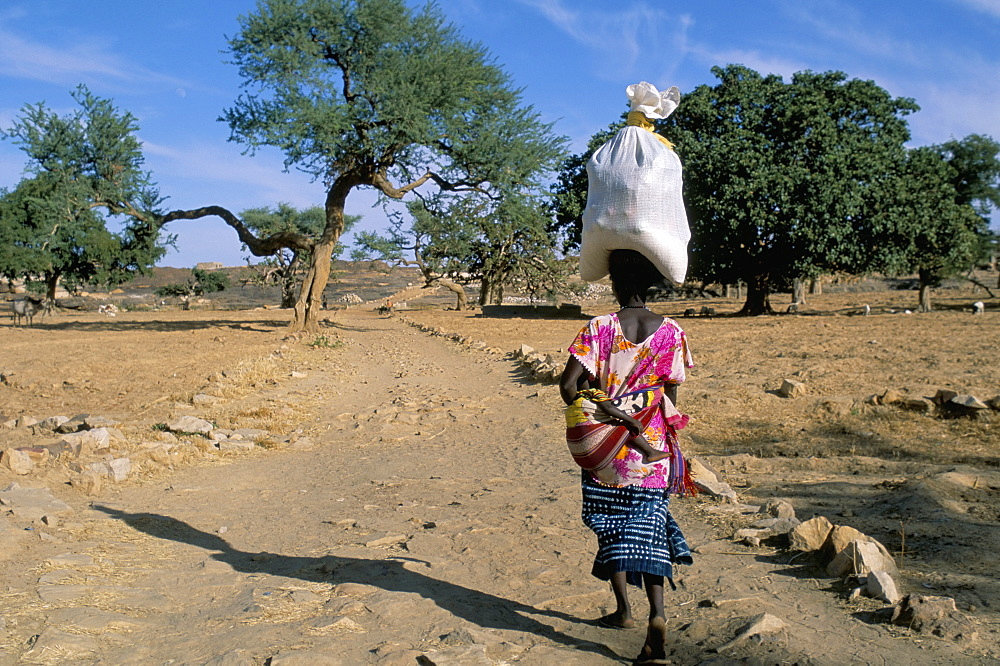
[[290, 182, 351, 332], [440, 280, 467, 311], [478, 274, 504, 306], [809, 277, 822, 295], [792, 278, 806, 305], [917, 279, 934, 312], [45, 273, 60, 309], [738, 274, 773, 315]]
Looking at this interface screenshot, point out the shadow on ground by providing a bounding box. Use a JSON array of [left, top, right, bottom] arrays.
[[92, 505, 627, 662]]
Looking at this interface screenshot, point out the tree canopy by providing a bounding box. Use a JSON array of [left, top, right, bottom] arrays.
[[0, 86, 168, 300], [216, 0, 566, 330], [661, 65, 919, 314]]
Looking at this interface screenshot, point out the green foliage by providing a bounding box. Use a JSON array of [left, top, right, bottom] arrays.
[[933, 134, 1000, 218], [662, 65, 918, 313], [154, 269, 231, 298], [0, 86, 169, 300], [307, 334, 343, 349]]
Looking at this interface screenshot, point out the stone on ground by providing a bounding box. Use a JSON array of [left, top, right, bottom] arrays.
[[827, 539, 898, 577], [892, 594, 978, 643], [717, 612, 787, 652], [866, 570, 902, 604], [166, 415, 214, 435], [789, 516, 834, 551]]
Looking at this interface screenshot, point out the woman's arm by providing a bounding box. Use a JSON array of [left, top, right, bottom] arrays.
[[559, 356, 590, 405]]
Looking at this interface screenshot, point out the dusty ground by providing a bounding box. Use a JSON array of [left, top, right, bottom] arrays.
[[0, 282, 998, 664]]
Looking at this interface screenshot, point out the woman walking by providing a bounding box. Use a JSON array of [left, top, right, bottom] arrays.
[[560, 249, 694, 665]]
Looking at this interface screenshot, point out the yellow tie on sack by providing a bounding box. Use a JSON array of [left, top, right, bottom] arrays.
[[626, 111, 675, 150]]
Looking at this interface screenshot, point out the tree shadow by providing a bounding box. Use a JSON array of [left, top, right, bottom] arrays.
[[10, 318, 289, 333], [91, 505, 625, 661]]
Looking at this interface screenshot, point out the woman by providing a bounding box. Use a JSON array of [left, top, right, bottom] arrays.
[[560, 249, 694, 665]]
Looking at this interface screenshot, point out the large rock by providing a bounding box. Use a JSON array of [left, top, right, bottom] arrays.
[[33, 415, 70, 432], [718, 612, 787, 652], [61, 427, 112, 453], [760, 499, 796, 519], [827, 539, 898, 577], [789, 516, 833, 552], [688, 457, 738, 503], [891, 594, 977, 642], [1, 449, 33, 475], [866, 570, 902, 604], [166, 415, 214, 435], [778, 378, 806, 398]]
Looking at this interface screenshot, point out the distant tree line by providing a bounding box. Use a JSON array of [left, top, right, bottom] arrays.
[[2, 2, 998, 323]]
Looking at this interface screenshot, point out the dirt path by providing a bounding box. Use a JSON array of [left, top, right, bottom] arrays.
[[1, 309, 993, 664]]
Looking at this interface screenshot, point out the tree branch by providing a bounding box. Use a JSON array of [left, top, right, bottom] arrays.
[[159, 206, 315, 256]]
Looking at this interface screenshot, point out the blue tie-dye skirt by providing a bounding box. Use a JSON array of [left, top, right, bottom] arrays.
[[581, 474, 693, 588]]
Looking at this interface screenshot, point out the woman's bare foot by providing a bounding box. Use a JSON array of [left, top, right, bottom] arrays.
[[634, 616, 668, 664], [597, 609, 636, 629]]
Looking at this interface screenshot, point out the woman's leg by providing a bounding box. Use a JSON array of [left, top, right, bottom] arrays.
[[601, 571, 635, 628], [642, 573, 665, 620], [636, 573, 668, 663]]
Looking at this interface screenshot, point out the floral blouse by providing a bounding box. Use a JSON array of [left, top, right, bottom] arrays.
[[568, 313, 693, 488]]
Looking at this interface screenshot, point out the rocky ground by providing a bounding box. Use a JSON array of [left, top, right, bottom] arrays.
[[1, 282, 998, 664]]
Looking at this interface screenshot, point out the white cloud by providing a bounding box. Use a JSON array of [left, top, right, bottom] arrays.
[[515, 0, 680, 80], [0, 25, 189, 91], [949, 0, 1000, 18]]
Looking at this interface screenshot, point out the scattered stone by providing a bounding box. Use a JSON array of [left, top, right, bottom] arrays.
[[825, 525, 868, 555], [166, 415, 214, 435], [291, 371, 308, 378], [751, 516, 800, 534], [688, 458, 737, 503], [46, 552, 95, 567], [33, 415, 70, 432], [17, 415, 38, 428], [1, 448, 33, 475], [880, 388, 905, 405], [760, 499, 796, 519], [947, 394, 989, 414], [365, 534, 408, 548], [61, 427, 112, 453], [109, 457, 132, 482], [891, 594, 978, 642], [866, 570, 902, 604], [56, 414, 90, 433], [192, 393, 222, 406], [70, 470, 103, 496], [827, 539, 898, 577], [231, 428, 269, 441], [41, 514, 59, 527], [900, 397, 935, 413], [0, 484, 73, 522], [518, 344, 535, 359], [932, 389, 958, 405], [789, 516, 833, 552], [219, 440, 256, 451], [83, 415, 119, 429], [717, 612, 787, 652], [289, 589, 323, 604], [778, 378, 806, 398]]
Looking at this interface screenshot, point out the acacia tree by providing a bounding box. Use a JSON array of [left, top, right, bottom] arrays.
[[206, 0, 564, 331], [0, 86, 168, 301], [240, 203, 358, 307], [353, 199, 475, 309], [661, 65, 917, 314]]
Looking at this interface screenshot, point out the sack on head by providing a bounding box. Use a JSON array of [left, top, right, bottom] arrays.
[[579, 82, 691, 285]]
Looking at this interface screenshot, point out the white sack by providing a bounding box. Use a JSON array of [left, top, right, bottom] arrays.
[[579, 83, 691, 285]]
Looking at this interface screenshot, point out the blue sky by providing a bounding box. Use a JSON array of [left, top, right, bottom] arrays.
[[2, 0, 998, 267]]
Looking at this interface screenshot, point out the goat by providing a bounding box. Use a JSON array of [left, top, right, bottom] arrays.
[[12, 297, 44, 327]]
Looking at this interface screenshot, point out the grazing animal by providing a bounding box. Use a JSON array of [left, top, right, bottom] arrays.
[[12, 298, 42, 327], [98, 303, 119, 317], [972, 301, 985, 315]]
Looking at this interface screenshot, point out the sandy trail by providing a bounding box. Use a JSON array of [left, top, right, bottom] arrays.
[[0, 308, 993, 664]]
